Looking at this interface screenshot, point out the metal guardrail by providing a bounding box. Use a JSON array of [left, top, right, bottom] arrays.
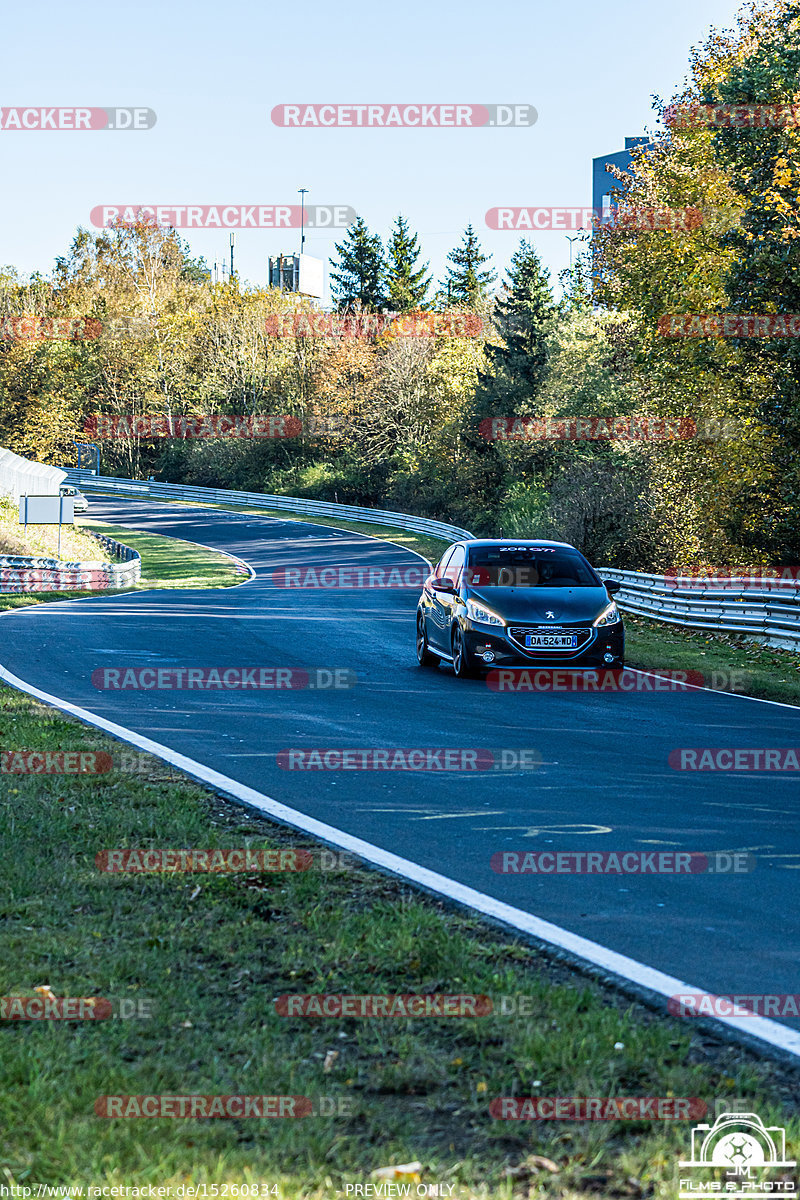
[[597, 567, 800, 652], [63, 470, 474, 543], [60, 472, 799, 650], [0, 532, 140, 593]]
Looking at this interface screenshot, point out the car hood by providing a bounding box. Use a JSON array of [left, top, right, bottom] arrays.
[[467, 585, 611, 624]]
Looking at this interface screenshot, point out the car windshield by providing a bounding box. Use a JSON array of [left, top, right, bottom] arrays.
[[467, 547, 599, 588]]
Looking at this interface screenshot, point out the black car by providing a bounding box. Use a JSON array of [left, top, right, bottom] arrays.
[[416, 539, 624, 678]]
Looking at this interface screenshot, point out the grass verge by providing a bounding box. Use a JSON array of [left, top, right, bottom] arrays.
[[0, 497, 111, 563], [0, 684, 798, 1198], [625, 613, 800, 707], [0, 522, 246, 614]]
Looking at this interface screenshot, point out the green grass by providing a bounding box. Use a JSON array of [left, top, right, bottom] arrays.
[[0, 685, 798, 1197], [2, 496, 799, 1191], [0, 496, 112, 563], [0, 522, 245, 613], [81, 521, 249, 589], [625, 614, 800, 707]]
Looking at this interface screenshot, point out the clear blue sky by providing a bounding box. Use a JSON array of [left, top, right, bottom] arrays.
[[1, 0, 747, 302]]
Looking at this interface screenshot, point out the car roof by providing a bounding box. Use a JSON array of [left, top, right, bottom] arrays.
[[459, 538, 577, 550]]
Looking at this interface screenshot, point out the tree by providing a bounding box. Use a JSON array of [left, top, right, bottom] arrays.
[[385, 216, 431, 311], [329, 218, 386, 311], [707, 0, 800, 558], [440, 225, 497, 306], [586, 1, 793, 567], [460, 242, 555, 516], [485, 240, 555, 400]]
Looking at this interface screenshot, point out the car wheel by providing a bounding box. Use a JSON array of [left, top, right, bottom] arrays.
[[452, 625, 478, 678], [416, 613, 438, 667]]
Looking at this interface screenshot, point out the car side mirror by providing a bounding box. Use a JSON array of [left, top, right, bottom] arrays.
[[431, 577, 456, 594], [604, 580, 622, 595]]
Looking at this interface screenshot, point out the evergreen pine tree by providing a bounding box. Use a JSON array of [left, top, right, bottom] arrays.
[[487, 239, 555, 400], [385, 215, 431, 311], [329, 218, 386, 310], [440, 225, 497, 306], [461, 241, 556, 515]]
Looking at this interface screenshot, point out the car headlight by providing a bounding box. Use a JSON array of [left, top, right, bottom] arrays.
[[466, 599, 505, 627], [593, 602, 620, 627]]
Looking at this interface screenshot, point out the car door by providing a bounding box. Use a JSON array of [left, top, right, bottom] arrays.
[[430, 544, 465, 650], [425, 546, 456, 650]]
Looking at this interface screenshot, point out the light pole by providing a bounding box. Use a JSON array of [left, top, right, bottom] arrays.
[[230, 233, 235, 278], [566, 234, 582, 269], [298, 188, 308, 255]]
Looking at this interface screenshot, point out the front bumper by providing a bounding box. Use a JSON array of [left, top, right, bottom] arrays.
[[463, 619, 625, 668]]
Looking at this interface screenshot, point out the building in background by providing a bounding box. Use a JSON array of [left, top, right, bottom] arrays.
[[592, 136, 652, 216], [268, 253, 324, 300]]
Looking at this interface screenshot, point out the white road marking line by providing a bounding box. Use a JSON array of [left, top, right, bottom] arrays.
[[4, 661, 798, 1061], [414, 811, 506, 821]]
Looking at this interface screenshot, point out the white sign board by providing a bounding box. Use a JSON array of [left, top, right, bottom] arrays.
[[298, 254, 324, 299], [19, 495, 74, 524]]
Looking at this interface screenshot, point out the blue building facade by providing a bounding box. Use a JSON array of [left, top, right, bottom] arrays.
[[592, 137, 652, 214]]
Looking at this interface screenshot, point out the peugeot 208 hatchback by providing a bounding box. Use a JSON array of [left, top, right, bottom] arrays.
[[416, 539, 624, 678]]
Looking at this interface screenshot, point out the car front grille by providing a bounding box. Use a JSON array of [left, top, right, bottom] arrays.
[[508, 626, 594, 653]]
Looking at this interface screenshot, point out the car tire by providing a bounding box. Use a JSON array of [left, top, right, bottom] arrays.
[[416, 613, 438, 667], [452, 625, 478, 679]]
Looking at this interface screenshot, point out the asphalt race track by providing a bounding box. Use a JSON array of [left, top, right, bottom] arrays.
[[2, 497, 799, 1040]]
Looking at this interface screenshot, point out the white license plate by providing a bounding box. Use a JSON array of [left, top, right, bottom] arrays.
[[525, 634, 578, 649]]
